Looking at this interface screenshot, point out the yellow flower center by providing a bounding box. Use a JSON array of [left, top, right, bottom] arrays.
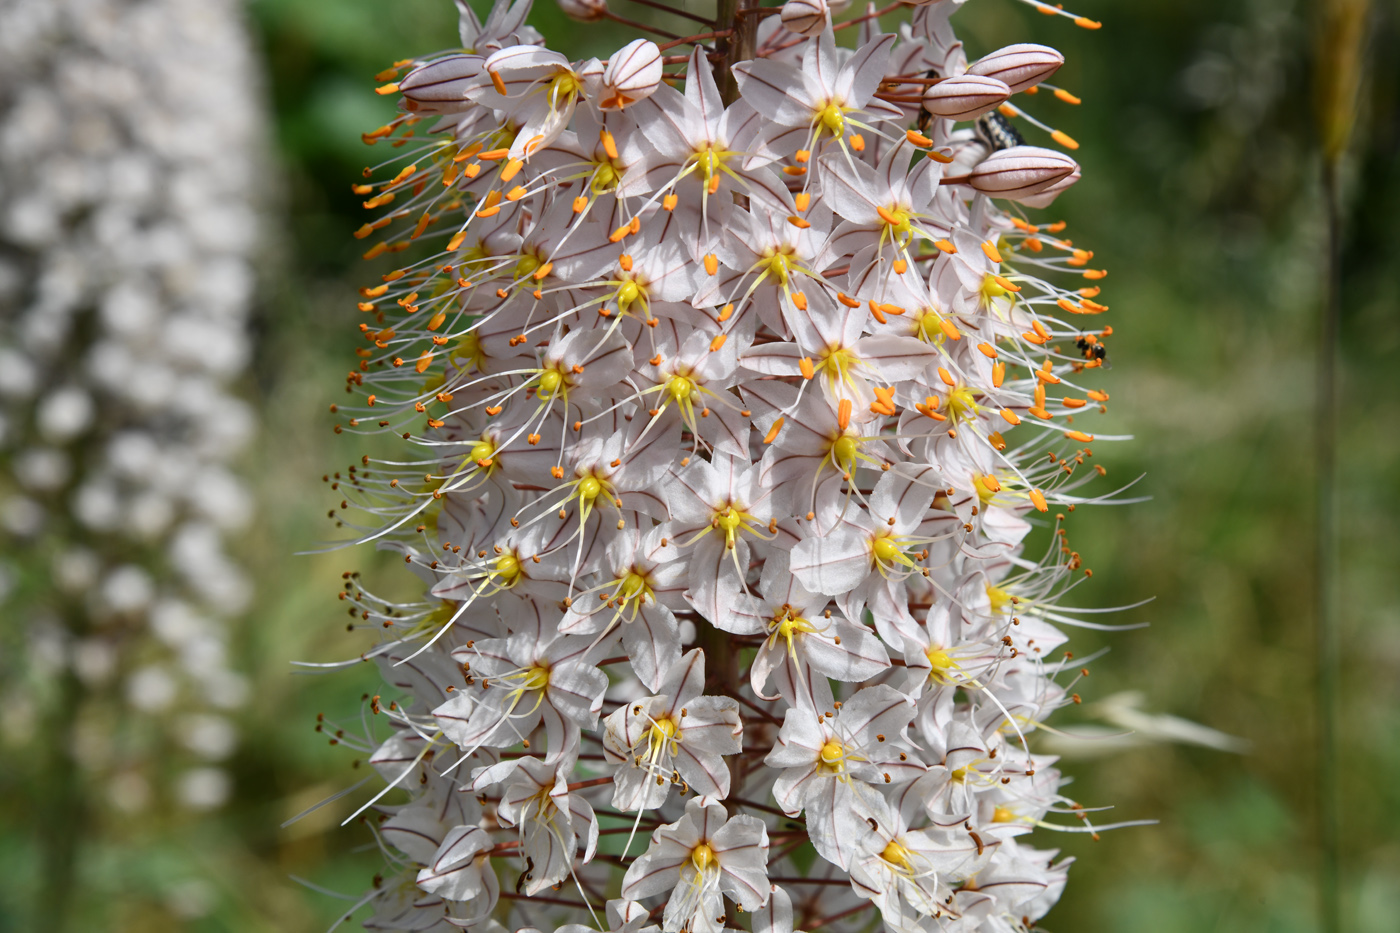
[[762, 250, 793, 286], [591, 160, 621, 194], [992, 806, 1016, 824], [515, 254, 542, 280], [519, 664, 550, 692], [945, 386, 978, 422], [816, 102, 846, 138], [618, 570, 648, 601], [494, 552, 522, 585], [667, 374, 695, 403], [819, 739, 845, 767], [831, 434, 858, 472], [452, 331, 485, 372], [986, 585, 1012, 613], [880, 840, 912, 870], [469, 436, 496, 467], [577, 475, 602, 502], [980, 273, 1012, 304], [690, 842, 716, 872], [816, 345, 860, 384], [872, 535, 902, 565], [537, 367, 565, 399]]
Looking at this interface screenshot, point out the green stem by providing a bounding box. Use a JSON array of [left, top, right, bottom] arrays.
[[1315, 157, 1342, 933]]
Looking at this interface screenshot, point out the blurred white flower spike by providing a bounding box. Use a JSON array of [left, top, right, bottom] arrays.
[[0, 0, 259, 815], [321, 0, 1149, 930]]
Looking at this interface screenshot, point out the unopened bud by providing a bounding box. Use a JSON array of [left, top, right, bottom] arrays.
[[555, 0, 607, 22], [398, 55, 483, 112], [599, 39, 662, 110], [968, 146, 1078, 200], [967, 43, 1064, 94], [922, 74, 1011, 121], [1017, 166, 1081, 208], [780, 0, 829, 37]]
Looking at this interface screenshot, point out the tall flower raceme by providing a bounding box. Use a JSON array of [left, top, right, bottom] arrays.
[[0, 0, 258, 827], [320, 0, 1136, 930]]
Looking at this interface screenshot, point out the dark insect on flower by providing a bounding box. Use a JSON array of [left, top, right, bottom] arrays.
[[1077, 336, 1110, 367], [976, 110, 1025, 152]]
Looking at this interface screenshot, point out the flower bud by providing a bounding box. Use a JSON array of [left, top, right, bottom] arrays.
[[967, 43, 1064, 94], [968, 146, 1078, 199], [922, 74, 1011, 121], [780, 0, 829, 37], [599, 39, 662, 110], [555, 0, 608, 22], [1018, 166, 1081, 208], [398, 54, 483, 112]]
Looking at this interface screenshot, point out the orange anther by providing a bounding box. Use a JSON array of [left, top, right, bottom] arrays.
[[791, 291, 808, 311], [1030, 489, 1049, 512], [1062, 398, 1087, 408], [893, 259, 908, 274], [868, 301, 887, 324], [663, 194, 679, 211], [939, 318, 961, 341], [1083, 269, 1108, 280], [1087, 389, 1110, 402], [993, 275, 1021, 293], [707, 174, 720, 195], [500, 158, 524, 182], [718, 303, 734, 322], [573, 195, 588, 213], [489, 70, 508, 95], [1065, 430, 1094, 442], [1054, 88, 1082, 105], [447, 231, 468, 252], [993, 362, 1005, 387], [1074, 16, 1102, 29], [937, 367, 956, 387], [600, 130, 619, 160], [934, 239, 957, 254], [1000, 409, 1021, 425], [764, 417, 785, 444], [982, 241, 1003, 264], [375, 83, 400, 96], [709, 334, 727, 352], [795, 192, 810, 212], [871, 386, 897, 416], [783, 166, 808, 176], [980, 475, 1002, 493], [998, 103, 1018, 118], [1051, 130, 1080, 150], [978, 342, 998, 358], [533, 262, 552, 281], [799, 357, 815, 380], [416, 351, 434, 374], [795, 149, 810, 163], [906, 129, 933, 148], [849, 133, 865, 152], [787, 215, 811, 229], [704, 254, 718, 275], [837, 398, 852, 432], [837, 293, 862, 309], [479, 148, 509, 161], [619, 254, 634, 272], [1032, 320, 1050, 339]]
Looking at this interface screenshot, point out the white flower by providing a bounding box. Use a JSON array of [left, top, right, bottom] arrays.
[[621, 797, 770, 933], [601, 649, 742, 808]]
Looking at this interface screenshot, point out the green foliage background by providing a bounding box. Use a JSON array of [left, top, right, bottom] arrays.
[[3, 0, 1398, 930]]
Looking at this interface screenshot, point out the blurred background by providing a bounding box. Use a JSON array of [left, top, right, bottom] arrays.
[[0, 0, 1396, 930]]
